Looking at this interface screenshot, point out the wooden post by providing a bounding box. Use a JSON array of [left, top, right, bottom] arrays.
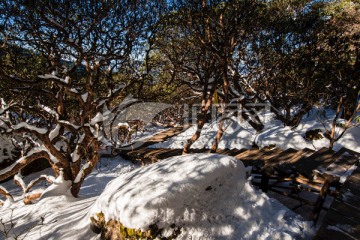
[[260, 167, 272, 192], [311, 174, 339, 225]]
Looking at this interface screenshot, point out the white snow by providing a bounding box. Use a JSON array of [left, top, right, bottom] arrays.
[[58, 120, 80, 129], [71, 146, 82, 162], [81, 92, 89, 102], [40, 169, 72, 199], [90, 112, 107, 125], [49, 124, 61, 141], [12, 122, 47, 135], [0, 147, 57, 176], [0, 135, 16, 164], [64, 76, 70, 84], [0, 108, 358, 239], [39, 104, 59, 119], [39, 74, 69, 84], [39, 73, 60, 80], [74, 162, 91, 184], [0, 153, 316, 239], [70, 88, 79, 93], [151, 109, 360, 153], [90, 154, 314, 239], [0, 157, 135, 239], [116, 122, 129, 128], [14, 173, 26, 193]]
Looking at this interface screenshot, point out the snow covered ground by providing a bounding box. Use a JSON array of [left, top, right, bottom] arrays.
[[151, 109, 360, 152], [0, 109, 359, 239], [0, 154, 315, 240], [0, 156, 136, 240]]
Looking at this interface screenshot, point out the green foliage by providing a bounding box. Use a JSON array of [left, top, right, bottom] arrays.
[[335, 122, 346, 128], [316, 0, 359, 118], [90, 212, 181, 240], [304, 129, 324, 140], [355, 115, 360, 124]]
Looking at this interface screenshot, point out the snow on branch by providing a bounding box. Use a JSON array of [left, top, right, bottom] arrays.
[[24, 175, 55, 193], [90, 112, 108, 125], [81, 93, 89, 103], [0, 99, 15, 116], [58, 120, 80, 130], [95, 84, 128, 109], [0, 148, 52, 182], [14, 173, 26, 193], [38, 104, 59, 120], [49, 124, 61, 141], [74, 162, 92, 184], [11, 122, 47, 135], [0, 186, 14, 204], [38, 74, 70, 84], [71, 145, 82, 163]]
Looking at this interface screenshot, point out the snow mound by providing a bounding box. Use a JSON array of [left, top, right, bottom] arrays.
[[90, 154, 314, 239], [40, 169, 72, 199]]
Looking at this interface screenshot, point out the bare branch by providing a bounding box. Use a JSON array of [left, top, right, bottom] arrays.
[[25, 175, 55, 193], [0, 150, 50, 182], [0, 186, 14, 203]]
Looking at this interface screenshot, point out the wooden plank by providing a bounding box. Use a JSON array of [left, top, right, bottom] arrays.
[[216, 148, 232, 155], [337, 174, 360, 209], [234, 148, 282, 167], [274, 148, 315, 176], [241, 148, 282, 161], [315, 165, 360, 239], [234, 149, 260, 159], [121, 126, 186, 150], [315, 225, 358, 240], [227, 148, 247, 156], [331, 199, 360, 221], [291, 147, 336, 179], [154, 149, 183, 159], [321, 150, 360, 179], [260, 148, 283, 161], [265, 148, 299, 167], [143, 149, 166, 158], [338, 172, 360, 197], [321, 209, 360, 237], [350, 167, 360, 180], [311, 175, 338, 224], [334, 147, 360, 159], [339, 191, 360, 210]]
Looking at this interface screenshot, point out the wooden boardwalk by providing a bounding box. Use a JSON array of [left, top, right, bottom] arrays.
[[111, 126, 360, 239], [314, 149, 360, 240]]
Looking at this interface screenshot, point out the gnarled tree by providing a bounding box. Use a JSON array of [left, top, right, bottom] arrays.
[[0, 0, 163, 198]]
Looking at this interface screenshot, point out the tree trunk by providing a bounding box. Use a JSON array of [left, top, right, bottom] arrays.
[[183, 96, 213, 154], [328, 96, 343, 150], [210, 119, 224, 153], [210, 57, 230, 153], [70, 141, 100, 197], [241, 106, 264, 132]]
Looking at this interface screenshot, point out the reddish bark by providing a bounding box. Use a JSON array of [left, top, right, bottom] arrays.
[[183, 96, 213, 154], [0, 151, 50, 182]]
